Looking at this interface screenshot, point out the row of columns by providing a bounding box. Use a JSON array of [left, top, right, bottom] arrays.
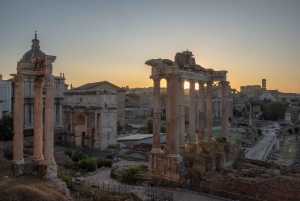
[[13, 74, 55, 165], [151, 76, 229, 156]]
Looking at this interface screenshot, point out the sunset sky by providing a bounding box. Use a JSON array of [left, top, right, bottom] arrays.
[[0, 0, 299, 92]]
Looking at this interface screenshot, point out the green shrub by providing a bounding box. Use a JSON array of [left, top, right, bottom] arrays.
[[118, 166, 148, 184], [72, 151, 88, 162], [62, 175, 73, 189], [78, 158, 97, 172], [107, 144, 120, 150], [64, 150, 72, 158], [96, 158, 112, 168]]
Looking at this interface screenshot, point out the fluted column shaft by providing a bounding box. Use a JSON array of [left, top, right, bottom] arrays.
[[221, 81, 229, 139], [33, 76, 44, 162], [188, 80, 196, 143], [198, 81, 205, 140], [44, 75, 55, 165], [206, 81, 213, 138], [13, 75, 25, 165], [179, 79, 185, 147], [165, 78, 171, 153], [152, 78, 162, 153], [168, 76, 179, 157]]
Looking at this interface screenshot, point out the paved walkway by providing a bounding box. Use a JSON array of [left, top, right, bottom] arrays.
[[83, 159, 220, 201], [245, 121, 278, 160]]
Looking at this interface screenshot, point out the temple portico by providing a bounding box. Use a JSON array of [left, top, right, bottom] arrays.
[[11, 33, 58, 178], [146, 50, 229, 182]]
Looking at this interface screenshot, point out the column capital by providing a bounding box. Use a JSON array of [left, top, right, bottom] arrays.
[[11, 74, 24, 86], [220, 81, 230, 85], [152, 76, 161, 81], [206, 80, 214, 85]]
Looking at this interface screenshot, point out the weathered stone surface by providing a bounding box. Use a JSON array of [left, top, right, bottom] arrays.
[[131, 190, 151, 201], [192, 160, 205, 173], [0, 145, 4, 161], [52, 178, 71, 198]]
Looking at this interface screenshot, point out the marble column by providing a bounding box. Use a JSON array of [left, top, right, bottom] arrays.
[[13, 74, 25, 165], [198, 81, 205, 140], [179, 79, 185, 148], [188, 80, 196, 143], [93, 112, 100, 148], [221, 81, 228, 139], [168, 76, 179, 157], [152, 77, 163, 153], [33, 76, 44, 162], [206, 81, 213, 138], [43, 75, 56, 165], [165, 78, 171, 153]]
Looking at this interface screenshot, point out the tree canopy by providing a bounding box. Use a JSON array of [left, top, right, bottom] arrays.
[[0, 115, 13, 141]]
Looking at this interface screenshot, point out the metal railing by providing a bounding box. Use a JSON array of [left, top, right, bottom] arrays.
[[80, 180, 173, 201], [149, 179, 265, 201]]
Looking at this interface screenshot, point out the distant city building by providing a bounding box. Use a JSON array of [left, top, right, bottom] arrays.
[[240, 85, 262, 100], [0, 74, 11, 114]]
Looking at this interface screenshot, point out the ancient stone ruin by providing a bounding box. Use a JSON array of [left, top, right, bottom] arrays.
[[10, 35, 57, 178], [145, 50, 229, 183]]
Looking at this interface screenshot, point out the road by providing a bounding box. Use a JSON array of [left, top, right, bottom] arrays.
[[245, 122, 279, 160]]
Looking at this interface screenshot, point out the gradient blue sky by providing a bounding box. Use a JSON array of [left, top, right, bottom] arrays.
[[0, 0, 299, 92]]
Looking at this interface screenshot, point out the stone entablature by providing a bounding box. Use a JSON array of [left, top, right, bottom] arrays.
[[63, 89, 118, 150]]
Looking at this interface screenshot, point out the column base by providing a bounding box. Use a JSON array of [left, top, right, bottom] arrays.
[[32, 155, 44, 164], [43, 158, 56, 166], [151, 148, 164, 154], [168, 154, 181, 158], [13, 158, 25, 165]]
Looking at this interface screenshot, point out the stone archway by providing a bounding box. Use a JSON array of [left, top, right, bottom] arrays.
[[75, 115, 85, 146]]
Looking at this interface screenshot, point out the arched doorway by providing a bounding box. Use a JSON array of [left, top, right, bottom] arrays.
[[75, 115, 85, 146]]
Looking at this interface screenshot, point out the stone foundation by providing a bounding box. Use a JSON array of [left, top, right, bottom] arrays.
[[42, 163, 58, 179], [149, 153, 186, 182]]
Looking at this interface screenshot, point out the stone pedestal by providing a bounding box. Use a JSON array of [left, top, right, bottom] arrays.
[[149, 153, 183, 182], [42, 163, 58, 179]]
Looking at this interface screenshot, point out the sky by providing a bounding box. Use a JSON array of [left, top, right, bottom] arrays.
[[0, 0, 300, 92]]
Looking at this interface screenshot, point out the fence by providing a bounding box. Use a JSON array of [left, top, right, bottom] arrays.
[[80, 179, 173, 201], [149, 179, 265, 201]]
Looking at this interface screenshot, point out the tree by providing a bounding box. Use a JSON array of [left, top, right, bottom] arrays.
[[0, 115, 13, 141], [263, 102, 286, 120], [118, 165, 148, 184], [145, 117, 153, 134]]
